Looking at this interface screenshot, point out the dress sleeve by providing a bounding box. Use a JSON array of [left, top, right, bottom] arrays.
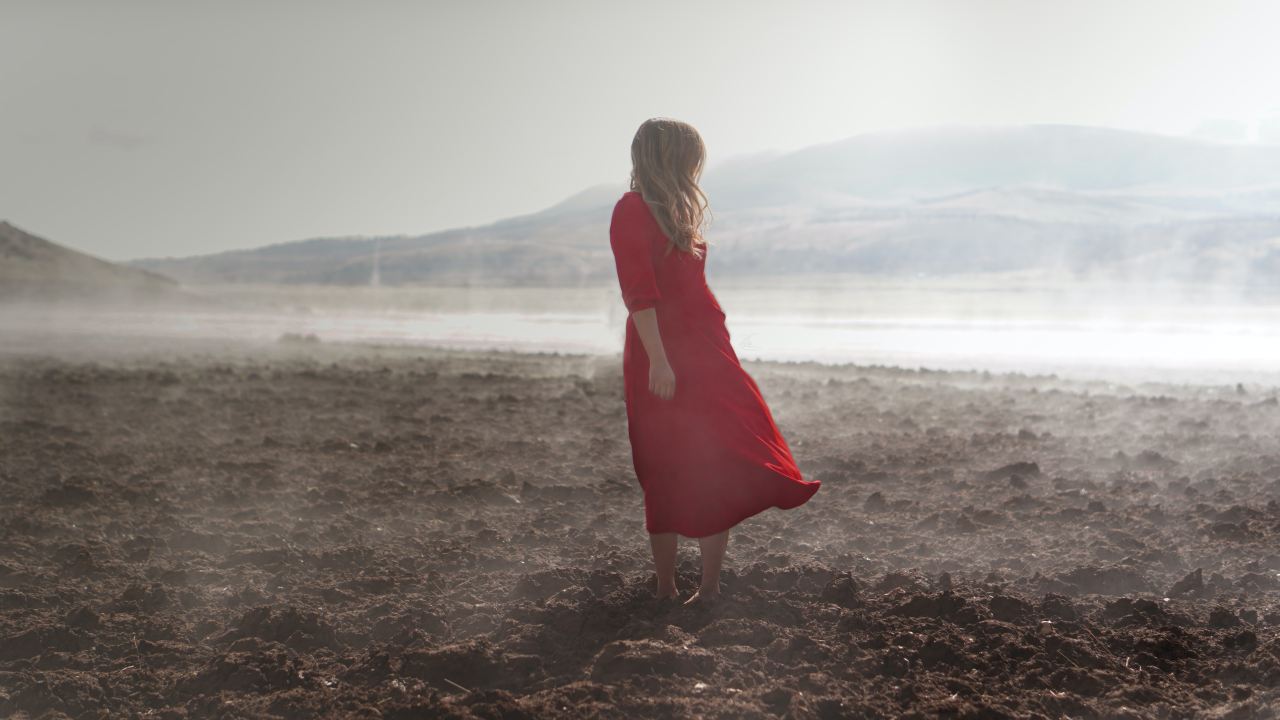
[[609, 195, 662, 313]]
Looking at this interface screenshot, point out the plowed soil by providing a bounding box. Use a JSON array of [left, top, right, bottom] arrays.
[[3, 341, 1280, 718]]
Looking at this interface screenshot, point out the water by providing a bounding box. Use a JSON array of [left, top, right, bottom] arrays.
[[3, 281, 1278, 386]]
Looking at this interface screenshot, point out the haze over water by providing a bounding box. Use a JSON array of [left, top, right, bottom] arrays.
[[5, 281, 1278, 386]]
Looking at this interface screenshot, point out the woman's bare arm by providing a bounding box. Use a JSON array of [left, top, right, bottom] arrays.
[[632, 308, 675, 400]]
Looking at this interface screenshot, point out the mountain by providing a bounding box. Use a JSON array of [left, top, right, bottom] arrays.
[[131, 125, 1280, 287], [0, 221, 187, 303], [131, 187, 625, 287], [707, 124, 1280, 207]]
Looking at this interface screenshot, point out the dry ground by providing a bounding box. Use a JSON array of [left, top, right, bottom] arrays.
[[2, 340, 1280, 718]]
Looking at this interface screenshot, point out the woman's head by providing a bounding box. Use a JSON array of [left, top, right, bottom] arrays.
[[629, 118, 709, 256]]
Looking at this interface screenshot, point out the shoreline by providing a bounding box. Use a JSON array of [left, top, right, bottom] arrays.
[[5, 292, 1280, 388], [2, 325, 1279, 398]]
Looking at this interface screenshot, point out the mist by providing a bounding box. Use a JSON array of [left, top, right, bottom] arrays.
[[6, 2, 1280, 717], [9, 122, 1280, 385]]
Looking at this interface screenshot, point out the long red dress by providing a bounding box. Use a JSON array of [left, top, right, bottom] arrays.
[[609, 190, 820, 538]]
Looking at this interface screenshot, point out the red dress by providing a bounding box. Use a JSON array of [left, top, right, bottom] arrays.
[[609, 191, 820, 538]]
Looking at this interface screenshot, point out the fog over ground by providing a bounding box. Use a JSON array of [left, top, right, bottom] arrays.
[[3, 6, 1280, 715]]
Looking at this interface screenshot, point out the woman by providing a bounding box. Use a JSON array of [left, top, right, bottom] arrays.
[[609, 118, 820, 605]]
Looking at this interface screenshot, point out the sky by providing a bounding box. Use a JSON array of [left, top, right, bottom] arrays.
[[4, 0, 1280, 261]]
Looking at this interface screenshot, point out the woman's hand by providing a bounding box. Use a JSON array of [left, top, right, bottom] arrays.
[[630, 308, 675, 400], [649, 359, 676, 400]]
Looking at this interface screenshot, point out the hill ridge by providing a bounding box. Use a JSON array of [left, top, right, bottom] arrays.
[[1, 221, 186, 303], [126, 124, 1280, 287]]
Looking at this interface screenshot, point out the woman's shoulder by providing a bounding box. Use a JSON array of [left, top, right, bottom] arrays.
[[613, 190, 651, 219]]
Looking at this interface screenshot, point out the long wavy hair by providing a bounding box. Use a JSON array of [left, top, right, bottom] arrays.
[[629, 118, 710, 257]]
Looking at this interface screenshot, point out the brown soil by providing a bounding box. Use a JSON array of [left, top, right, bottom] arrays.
[[2, 342, 1280, 718]]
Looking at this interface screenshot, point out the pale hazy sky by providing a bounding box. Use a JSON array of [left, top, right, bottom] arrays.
[[4, 0, 1280, 261]]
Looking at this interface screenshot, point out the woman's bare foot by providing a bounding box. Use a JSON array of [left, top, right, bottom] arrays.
[[650, 533, 678, 602], [687, 531, 728, 607]]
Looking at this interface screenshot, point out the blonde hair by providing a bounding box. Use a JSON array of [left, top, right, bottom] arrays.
[[629, 118, 710, 257]]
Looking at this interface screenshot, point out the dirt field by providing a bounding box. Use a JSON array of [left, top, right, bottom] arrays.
[[3, 339, 1280, 718]]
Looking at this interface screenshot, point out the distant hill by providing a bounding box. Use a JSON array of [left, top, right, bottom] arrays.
[[131, 125, 1280, 288], [707, 124, 1280, 207], [0, 221, 187, 303]]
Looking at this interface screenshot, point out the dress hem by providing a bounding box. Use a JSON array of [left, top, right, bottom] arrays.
[[643, 482, 821, 538]]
